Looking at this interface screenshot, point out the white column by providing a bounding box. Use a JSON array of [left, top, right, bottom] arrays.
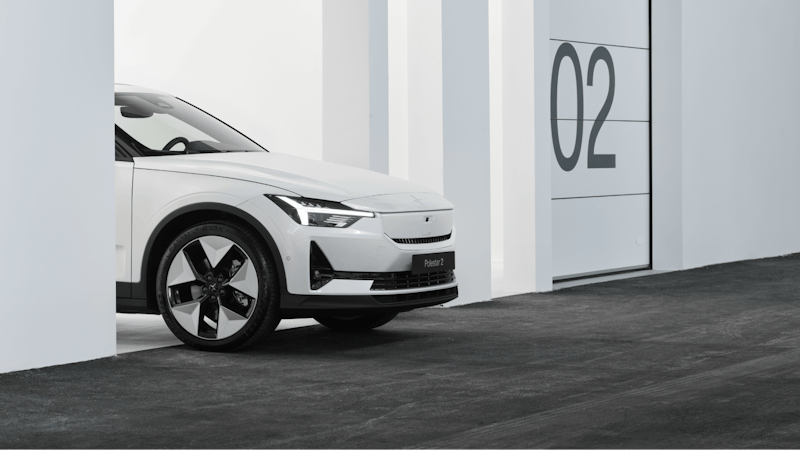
[[489, 0, 505, 291], [0, 0, 115, 373], [369, 0, 390, 174], [388, 0, 444, 194], [501, 0, 553, 293], [442, 0, 492, 305], [323, 0, 370, 169], [652, 0, 683, 271]]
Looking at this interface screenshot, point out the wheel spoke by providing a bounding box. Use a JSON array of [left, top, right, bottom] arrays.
[[167, 251, 202, 287], [217, 305, 248, 339], [228, 259, 259, 298], [198, 298, 220, 339], [198, 236, 235, 269], [171, 301, 201, 337]]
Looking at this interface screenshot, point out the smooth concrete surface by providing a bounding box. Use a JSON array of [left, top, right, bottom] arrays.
[[3, 253, 800, 448], [116, 314, 319, 354]]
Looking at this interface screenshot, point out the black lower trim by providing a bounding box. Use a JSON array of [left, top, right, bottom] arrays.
[[116, 297, 155, 314], [116, 281, 131, 298], [280, 286, 458, 319]]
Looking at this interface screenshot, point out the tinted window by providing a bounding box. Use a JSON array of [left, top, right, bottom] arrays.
[[115, 92, 265, 155]]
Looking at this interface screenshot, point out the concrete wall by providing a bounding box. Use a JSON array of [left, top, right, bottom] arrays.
[[0, 0, 115, 373]]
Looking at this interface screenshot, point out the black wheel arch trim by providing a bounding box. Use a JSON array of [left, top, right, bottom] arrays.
[[116, 202, 287, 313]]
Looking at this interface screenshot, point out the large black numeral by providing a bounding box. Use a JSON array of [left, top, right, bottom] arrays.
[[587, 46, 616, 168], [550, 43, 583, 172], [550, 43, 616, 171]]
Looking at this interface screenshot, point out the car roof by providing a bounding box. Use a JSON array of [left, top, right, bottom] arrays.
[[114, 83, 171, 96]]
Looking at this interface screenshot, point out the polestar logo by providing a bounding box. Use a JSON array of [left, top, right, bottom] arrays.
[[410, 195, 425, 206]]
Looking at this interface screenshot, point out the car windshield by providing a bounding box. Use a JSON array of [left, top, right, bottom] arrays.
[[115, 92, 265, 154]]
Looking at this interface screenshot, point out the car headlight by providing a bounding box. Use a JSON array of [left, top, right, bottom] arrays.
[[266, 195, 374, 228]]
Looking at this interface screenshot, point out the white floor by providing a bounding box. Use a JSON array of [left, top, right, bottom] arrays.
[[116, 314, 319, 354]]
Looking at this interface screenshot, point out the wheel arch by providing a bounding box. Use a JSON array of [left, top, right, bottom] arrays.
[[133, 203, 286, 311]]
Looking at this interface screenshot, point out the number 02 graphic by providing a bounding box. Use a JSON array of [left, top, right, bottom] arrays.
[[551, 42, 616, 172]]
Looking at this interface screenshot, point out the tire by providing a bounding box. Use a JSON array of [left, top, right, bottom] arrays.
[[155, 220, 280, 351], [314, 313, 398, 332]]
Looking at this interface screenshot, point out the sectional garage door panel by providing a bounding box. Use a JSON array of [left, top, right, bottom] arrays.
[[551, 121, 649, 199], [551, 0, 649, 49], [550, 0, 650, 281], [552, 194, 650, 280], [551, 41, 650, 122]]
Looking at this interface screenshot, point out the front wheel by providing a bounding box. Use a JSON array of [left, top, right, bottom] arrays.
[[155, 220, 280, 351], [314, 313, 398, 332]]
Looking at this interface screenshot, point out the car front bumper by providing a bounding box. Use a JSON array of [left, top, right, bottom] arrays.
[[238, 195, 458, 314]]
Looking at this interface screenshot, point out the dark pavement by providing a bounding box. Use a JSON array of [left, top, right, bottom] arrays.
[[2, 253, 800, 448]]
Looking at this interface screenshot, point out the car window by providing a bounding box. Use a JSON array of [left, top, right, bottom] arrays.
[[114, 92, 265, 155]]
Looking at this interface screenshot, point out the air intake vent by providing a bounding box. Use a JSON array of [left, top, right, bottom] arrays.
[[391, 233, 452, 245], [371, 270, 455, 291]]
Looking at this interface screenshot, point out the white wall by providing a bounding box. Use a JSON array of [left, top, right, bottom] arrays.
[[115, 0, 369, 167], [442, 0, 492, 306], [0, 0, 115, 373], [387, 0, 444, 194], [654, 0, 800, 271], [323, 0, 370, 169], [680, 0, 800, 268]]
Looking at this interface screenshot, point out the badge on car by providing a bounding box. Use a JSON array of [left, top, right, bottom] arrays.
[[412, 252, 455, 275]]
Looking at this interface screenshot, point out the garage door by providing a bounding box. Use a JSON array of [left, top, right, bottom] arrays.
[[550, 0, 650, 281]]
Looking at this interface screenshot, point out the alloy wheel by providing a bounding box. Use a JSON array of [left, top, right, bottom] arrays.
[[165, 235, 260, 340]]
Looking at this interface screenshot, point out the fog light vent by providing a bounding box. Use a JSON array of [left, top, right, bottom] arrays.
[[310, 241, 334, 290]]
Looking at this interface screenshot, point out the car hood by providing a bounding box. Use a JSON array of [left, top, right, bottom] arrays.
[[133, 152, 453, 210]]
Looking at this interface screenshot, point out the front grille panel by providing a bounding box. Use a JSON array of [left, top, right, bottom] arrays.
[[391, 233, 452, 245], [370, 270, 455, 291], [374, 287, 459, 304]]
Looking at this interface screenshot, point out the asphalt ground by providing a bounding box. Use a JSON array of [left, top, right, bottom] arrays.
[[2, 253, 800, 448]]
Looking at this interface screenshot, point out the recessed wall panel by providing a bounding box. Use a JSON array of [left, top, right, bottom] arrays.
[[552, 195, 650, 279], [550, 0, 650, 281], [551, 41, 649, 122], [551, 121, 649, 199], [551, 0, 649, 49]]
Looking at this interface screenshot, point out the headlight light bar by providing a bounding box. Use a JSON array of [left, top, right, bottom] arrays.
[[267, 195, 374, 228]]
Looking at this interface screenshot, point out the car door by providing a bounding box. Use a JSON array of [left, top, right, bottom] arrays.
[[115, 145, 134, 297]]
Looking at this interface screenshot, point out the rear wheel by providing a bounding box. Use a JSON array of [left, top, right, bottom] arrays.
[[314, 313, 398, 332], [155, 220, 280, 351]]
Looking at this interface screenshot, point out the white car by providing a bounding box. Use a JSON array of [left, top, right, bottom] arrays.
[[115, 84, 457, 351]]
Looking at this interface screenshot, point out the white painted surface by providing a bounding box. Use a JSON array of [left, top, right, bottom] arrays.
[[552, 195, 650, 278], [551, 41, 650, 122], [370, 0, 390, 174], [387, 0, 445, 195], [116, 315, 320, 354], [489, 0, 504, 267], [323, 1, 370, 169], [680, 0, 800, 268], [651, 0, 683, 271], [551, 121, 649, 198], [550, 0, 649, 48], [500, 0, 553, 293], [442, 0, 492, 306], [115, 162, 134, 282], [116, 0, 370, 169], [0, 0, 115, 373], [115, 0, 324, 161], [549, 1, 650, 281]]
